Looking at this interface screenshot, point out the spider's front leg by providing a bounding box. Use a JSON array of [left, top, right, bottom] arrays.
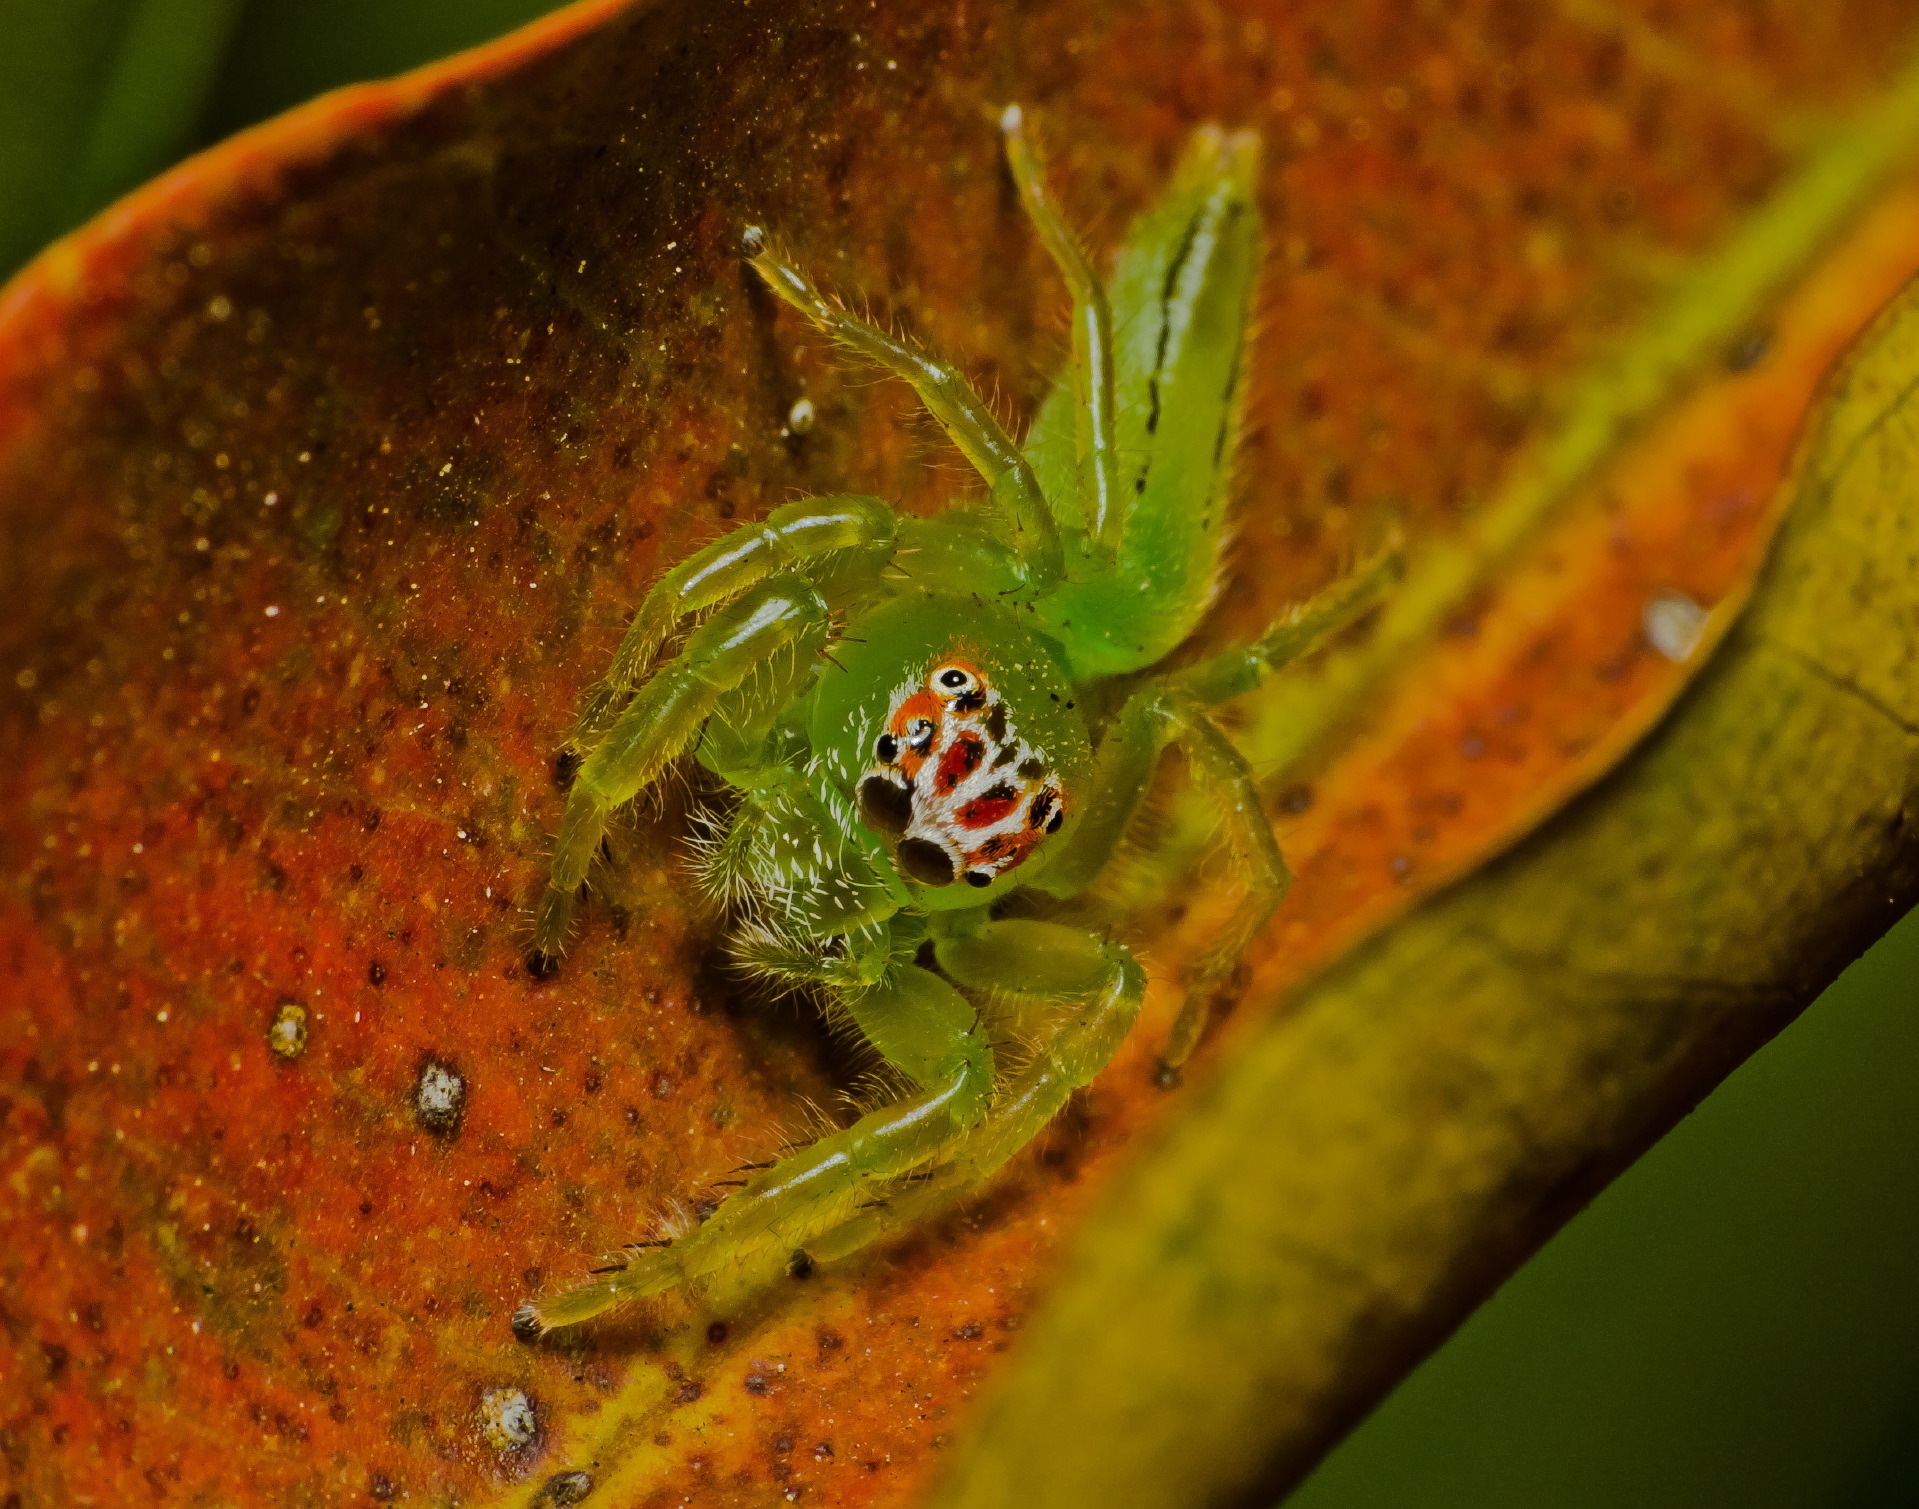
[[572, 493, 897, 750], [535, 573, 832, 954], [800, 918, 1146, 1267], [515, 955, 995, 1333]]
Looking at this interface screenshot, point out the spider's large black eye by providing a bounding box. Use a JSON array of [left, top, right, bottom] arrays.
[[859, 776, 912, 838], [904, 717, 935, 753], [874, 733, 899, 764], [897, 838, 955, 886]]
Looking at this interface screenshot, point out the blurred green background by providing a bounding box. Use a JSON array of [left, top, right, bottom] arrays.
[[2, 3, 1913, 1503]]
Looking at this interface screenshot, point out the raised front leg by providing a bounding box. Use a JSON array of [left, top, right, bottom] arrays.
[[1002, 105, 1120, 553], [1025, 125, 1264, 677], [573, 493, 897, 750], [1034, 686, 1289, 1075], [535, 574, 831, 954], [743, 227, 1064, 592], [514, 962, 993, 1333]]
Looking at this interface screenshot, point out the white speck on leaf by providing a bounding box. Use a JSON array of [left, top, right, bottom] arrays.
[[479, 1387, 536, 1451], [1644, 590, 1709, 661]]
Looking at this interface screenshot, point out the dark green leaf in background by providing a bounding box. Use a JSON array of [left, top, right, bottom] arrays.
[[0, 0, 563, 280], [1292, 908, 1919, 1509], [0, 0, 246, 275]]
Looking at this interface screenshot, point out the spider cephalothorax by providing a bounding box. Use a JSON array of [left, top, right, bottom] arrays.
[[859, 658, 1069, 889], [516, 106, 1396, 1335]]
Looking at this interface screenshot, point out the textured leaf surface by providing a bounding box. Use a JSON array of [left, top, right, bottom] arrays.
[[3, 3, 1919, 1506]]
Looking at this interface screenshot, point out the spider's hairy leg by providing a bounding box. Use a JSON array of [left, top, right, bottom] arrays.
[[805, 919, 1146, 1266], [742, 225, 1064, 592], [1001, 104, 1120, 552], [533, 574, 830, 955], [1031, 686, 1287, 1076], [1148, 712, 1288, 1073], [1168, 540, 1403, 706], [573, 493, 897, 751], [515, 963, 993, 1333], [1025, 125, 1263, 678]]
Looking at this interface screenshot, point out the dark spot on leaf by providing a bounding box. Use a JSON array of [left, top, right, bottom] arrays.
[[413, 1058, 466, 1136], [543, 1472, 594, 1506]]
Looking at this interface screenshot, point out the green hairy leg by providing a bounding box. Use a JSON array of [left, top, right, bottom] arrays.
[[743, 225, 1064, 590], [516, 964, 993, 1332], [1001, 104, 1121, 552], [1035, 687, 1288, 1072], [1026, 125, 1263, 677], [805, 920, 1146, 1265], [535, 574, 831, 953], [573, 493, 897, 750], [1170, 541, 1403, 705]]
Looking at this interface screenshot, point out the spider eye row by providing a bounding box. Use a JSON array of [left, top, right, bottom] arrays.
[[873, 717, 936, 764]]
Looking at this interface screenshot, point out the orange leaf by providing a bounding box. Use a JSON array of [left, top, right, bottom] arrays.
[[4, 4, 1918, 1505]]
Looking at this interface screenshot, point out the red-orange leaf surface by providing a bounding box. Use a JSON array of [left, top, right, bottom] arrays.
[[6, 2, 1919, 1505]]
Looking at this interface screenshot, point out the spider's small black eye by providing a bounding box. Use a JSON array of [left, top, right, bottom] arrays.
[[905, 718, 935, 752], [874, 733, 899, 764], [934, 665, 975, 694], [964, 870, 993, 888]]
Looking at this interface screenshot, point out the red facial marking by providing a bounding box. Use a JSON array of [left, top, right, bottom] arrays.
[[956, 783, 1020, 829], [935, 734, 984, 794]]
